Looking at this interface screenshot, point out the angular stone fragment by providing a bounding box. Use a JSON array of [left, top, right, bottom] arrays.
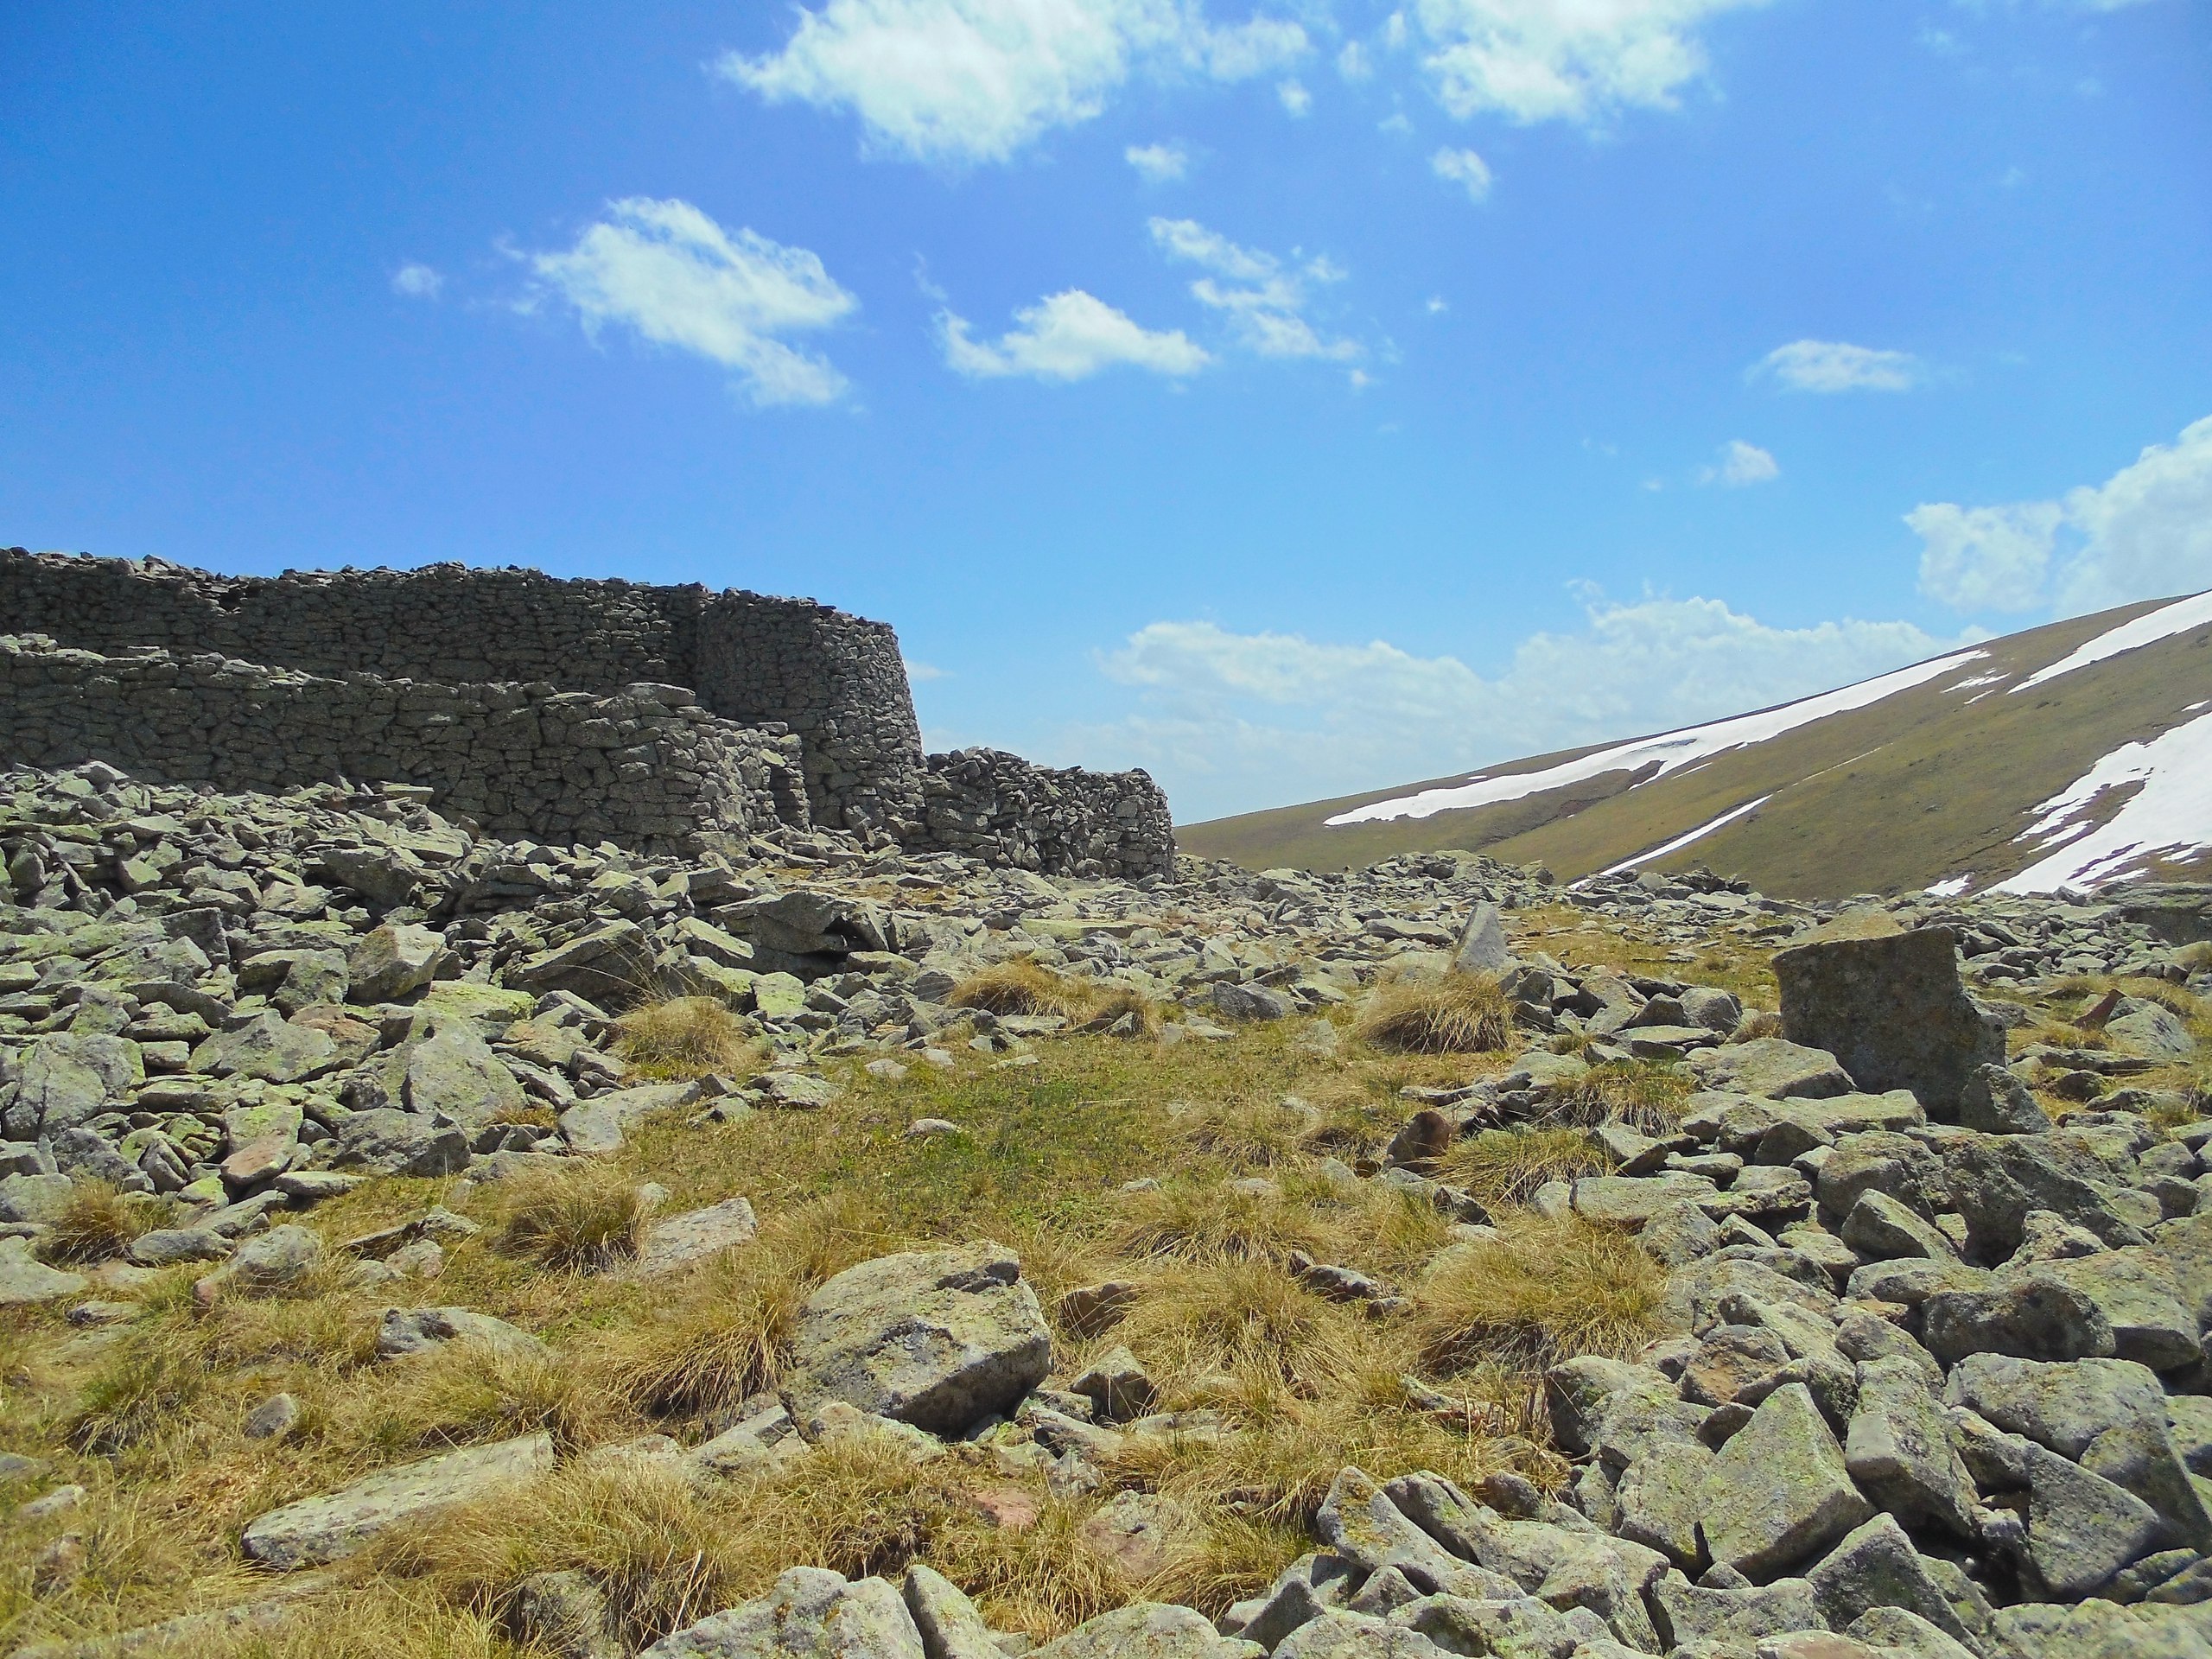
[[1959, 1065, 2051, 1136], [0, 1236, 86, 1306], [1841, 1192, 1956, 1262], [1773, 924, 2005, 1116], [1941, 1137, 2145, 1263], [1030, 1601, 1262, 1659], [332, 1108, 470, 1177], [1273, 1609, 1446, 1659], [642, 1567, 926, 1659], [632, 1197, 759, 1279], [2030, 1249, 2202, 1372], [1387, 1593, 1580, 1659], [2024, 1442, 2162, 1598], [1922, 1269, 2117, 1365], [1688, 1039, 1854, 1102], [1807, 1515, 1975, 1648], [785, 1244, 1051, 1435], [1317, 1468, 1482, 1595], [1699, 1383, 1873, 1580], [1616, 1440, 1713, 1569], [241, 1433, 553, 1567], [1071, 1344, 1159, 1423], [901, 1565, 1000, 1659], [1843, 1357, 1976, 1540], [376, 1306, 547, 1362], [1650, 1575, 1825, 1652], [347, 922, 447, 1004], [191, 1013, 336, 1084]]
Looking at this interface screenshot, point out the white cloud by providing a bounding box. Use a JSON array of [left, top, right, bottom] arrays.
[[1149, 215, 1360, 363], [524, 198, 855, 408], [1278, 77, 1313, 114], [1754, 339, 1924, 393], [1699, 439, 1779, 487], [1429, 146, 1494, 201], [1125, 140, 1189, 181], [392, 262, 444, 299], [939, 289, 1211, 381], [1338, 41, 1373, 80], [1070, 590, 1967, 821], [1913, 414, 2212, 615], [904, 658, 949, 682], [719, 0, 1309, 166], [1413, 0, 1770, 127], [1910, 502, 2062, 613]]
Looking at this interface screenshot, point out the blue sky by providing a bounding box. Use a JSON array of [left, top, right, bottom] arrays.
[[3, 2, 2208, 823]]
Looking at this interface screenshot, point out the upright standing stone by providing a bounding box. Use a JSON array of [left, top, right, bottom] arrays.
[[1774, 918, 2005, 1117]]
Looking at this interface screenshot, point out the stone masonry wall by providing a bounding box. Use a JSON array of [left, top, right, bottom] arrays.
[[0, 547, 1178, 875], [922, 748, 1175, 879], [0, 635, 810, 853], [0, 549, 920, 834]]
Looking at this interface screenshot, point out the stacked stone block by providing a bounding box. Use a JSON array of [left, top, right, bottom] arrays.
[[923, 748, 1174, 880], [0, 635, 809, 853]]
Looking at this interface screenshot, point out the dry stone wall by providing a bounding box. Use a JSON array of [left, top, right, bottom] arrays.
[[0, 549, 918, 834], [0, 635, 810, 853], [0, 547, 1174, 874], [923, 747, 1174, 879]]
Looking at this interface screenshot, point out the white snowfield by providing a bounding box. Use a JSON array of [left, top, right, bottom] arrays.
[[1324, 649, 1988, 828], [2011, 589, 2212, 694], [1598, 795, 1772, 878], [1996, 709, 2212, 893]]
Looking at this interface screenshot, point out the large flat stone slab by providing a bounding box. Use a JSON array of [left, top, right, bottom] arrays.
[[240, 1433, 553, 1567]]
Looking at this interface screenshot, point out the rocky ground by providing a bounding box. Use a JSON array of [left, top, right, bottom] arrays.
[[3, 760, 2210, 1658]]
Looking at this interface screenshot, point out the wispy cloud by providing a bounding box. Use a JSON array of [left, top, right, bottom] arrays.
[[718, 0, 1309, 166], [521, 197, 855, 408], [1124, 140, 1188, 182], [1753, 339, 1924, 393], [1699, 439, 1779, 487], [391, 262, 443, 299], [1149, 216, 1360, 366], [939, 289, 1211, 382], [1430, 146, 1494, 202], [1415, 0, 1772, 127]]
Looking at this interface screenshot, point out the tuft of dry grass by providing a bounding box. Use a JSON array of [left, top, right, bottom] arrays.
[[1111, 1261, 1357, 1389], [617, 995, 756, 1082], [1357, 975, 1514, 1055], [1542, 1059, 1694, 1135], [344, 1339, 622, 1458], [599, 1195, 889, 1420], [495, 1166, 652, 1272], [1414, 1216, 1669, 1375], [1170, 1096, 1319, 1169], [948, 960, 1092, 1020], [1726, 1009, 1783, 1044], [1435, 1128, 1609, 1209], [38, 1180, 166, 1265], [1110, 1180, 1341, 1268], [380, 1438, 1130, 1649]]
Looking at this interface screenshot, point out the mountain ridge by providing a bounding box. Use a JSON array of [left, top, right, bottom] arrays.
[[1178, 593, 2212, 899]]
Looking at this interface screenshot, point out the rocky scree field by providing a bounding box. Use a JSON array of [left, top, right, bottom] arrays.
[[1, 761, 2211, 1657]]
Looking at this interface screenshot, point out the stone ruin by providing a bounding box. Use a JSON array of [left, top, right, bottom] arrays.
[[0, 547, 1173, 877]]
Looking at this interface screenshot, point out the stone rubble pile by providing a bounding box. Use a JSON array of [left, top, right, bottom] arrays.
[[6, 754, 2212, 1659]]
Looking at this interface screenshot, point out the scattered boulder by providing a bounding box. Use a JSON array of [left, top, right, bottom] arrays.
[[240, 1433, 554, 1567], [1773, 921, 2006, 1116], [784, 1244, 1052, 1436]]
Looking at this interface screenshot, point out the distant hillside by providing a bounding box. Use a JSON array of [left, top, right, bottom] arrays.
[[1178, 592, 2212, 899]]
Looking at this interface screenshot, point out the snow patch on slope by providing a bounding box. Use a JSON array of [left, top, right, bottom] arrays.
[[2011, 590, 2212, 695], [1996, 709, 2212, 893], [1598, 796, 1772, 878], [1326, 650, 1986, 827]]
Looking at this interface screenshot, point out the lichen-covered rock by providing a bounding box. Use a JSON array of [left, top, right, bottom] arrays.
[[241, 1433, 553, 1567], [642, 1568, 925, 1659], [1698, 1383, 1872, 1580], [784, 1244, 1051, 1436], [1773, 921, 2005, 1116], [1029, 1602, 1262, 1659]]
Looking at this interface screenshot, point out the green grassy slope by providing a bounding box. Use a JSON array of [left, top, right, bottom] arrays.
[[1178, 599, 2212, 898]]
